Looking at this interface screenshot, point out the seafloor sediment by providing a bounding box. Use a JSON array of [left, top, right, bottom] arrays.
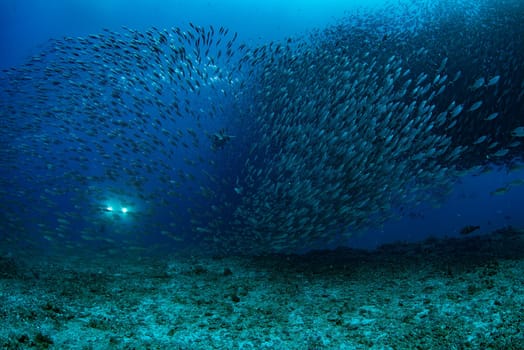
[[1, 227, 523, 349]]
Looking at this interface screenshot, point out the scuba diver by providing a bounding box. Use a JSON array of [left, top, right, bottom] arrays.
[[210, 129, 235, 151]]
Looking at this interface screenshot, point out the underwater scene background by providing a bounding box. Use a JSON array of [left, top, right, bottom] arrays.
[[0, 0, 523, 348]]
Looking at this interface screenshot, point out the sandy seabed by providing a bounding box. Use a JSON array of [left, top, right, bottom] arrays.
[[1, 227, 523, 349]]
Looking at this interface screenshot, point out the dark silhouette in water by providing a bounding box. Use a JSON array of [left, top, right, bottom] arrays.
[[210, 129, 235, 150], [460, 225, 480, 235]]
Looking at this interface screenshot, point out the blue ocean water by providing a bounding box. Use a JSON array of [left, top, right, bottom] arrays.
[[1, 0, 523, 254], [0, 0, 377, 69]]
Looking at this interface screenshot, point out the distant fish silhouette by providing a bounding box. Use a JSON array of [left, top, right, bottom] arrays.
[[460, 225, 480, 235]]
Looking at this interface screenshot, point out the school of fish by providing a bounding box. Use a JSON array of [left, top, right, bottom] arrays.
[[1, 0, 523, 254]]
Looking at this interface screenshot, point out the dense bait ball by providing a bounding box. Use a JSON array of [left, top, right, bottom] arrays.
[[1, 0, 523, 254]]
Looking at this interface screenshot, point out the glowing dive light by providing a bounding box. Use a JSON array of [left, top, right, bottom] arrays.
[[121, 207, 128, 214]]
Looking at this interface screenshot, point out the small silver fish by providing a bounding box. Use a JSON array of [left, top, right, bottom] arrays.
[[512, 126, 524, 137], [473, 135, 488, 144], [468, 101, 483, 112], [469, 77, 485, 90], [484, 112, 499, 121], [486, 75, 500, 86]]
